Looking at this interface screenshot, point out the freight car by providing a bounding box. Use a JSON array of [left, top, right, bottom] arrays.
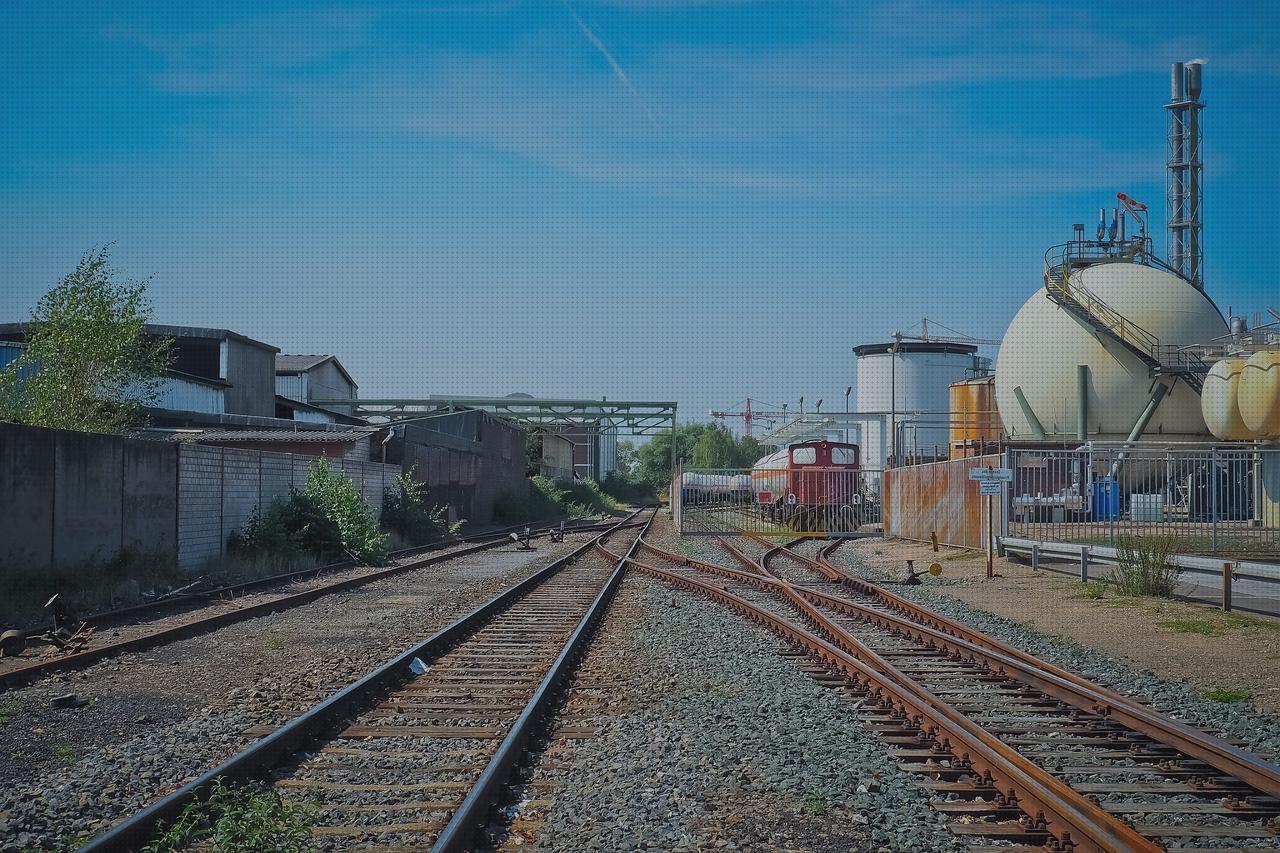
[[752, 440, 865, 531], [680, 472, 753, 507]]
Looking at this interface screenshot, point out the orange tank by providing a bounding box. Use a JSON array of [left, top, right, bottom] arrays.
[[950, 377, 1001, 454]]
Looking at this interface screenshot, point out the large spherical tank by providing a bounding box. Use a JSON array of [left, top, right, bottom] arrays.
[[995, 262, 1228, 441], [1201, 358, 1251, 440], [855, 342, 987, 466], [1239, 350, 1280, 439]]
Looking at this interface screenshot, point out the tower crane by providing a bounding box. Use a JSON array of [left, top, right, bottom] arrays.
[[709, 398, 791, 437]]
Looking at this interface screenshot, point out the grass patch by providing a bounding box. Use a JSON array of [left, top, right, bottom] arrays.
[[803, 789, 832, 817], [1157, 618, 1228, 637], [1080, 580, 1107, 600], [52, 743, 77, 764], [264, 632, 285, 652], [941, 551, 977, 562], [143, 780, 317, 853], [1202, 687, 1251, 704], [0, 702, 18, 725]]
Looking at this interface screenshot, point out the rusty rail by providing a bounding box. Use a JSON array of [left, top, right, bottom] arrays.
[[616, 538, 1156, 853]]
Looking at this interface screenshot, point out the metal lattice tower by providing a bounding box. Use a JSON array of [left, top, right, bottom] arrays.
[[1166, 61, 1205, 291]]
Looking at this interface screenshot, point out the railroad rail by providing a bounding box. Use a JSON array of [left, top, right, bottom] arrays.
[[1, 517, 635, 689], [621, 533, 1280, 852], [79, 508, 653, 852]]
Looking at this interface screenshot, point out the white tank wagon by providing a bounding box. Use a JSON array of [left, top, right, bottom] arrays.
[[679, 472, 752, 506]]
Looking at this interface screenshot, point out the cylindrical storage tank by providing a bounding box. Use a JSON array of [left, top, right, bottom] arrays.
[[995, 262, 1228, 442], [855, 342, 987, 466], [949, 376, 1001, 450], [1201, 357, 1252, 440], [1239, 350, 1280, 440]]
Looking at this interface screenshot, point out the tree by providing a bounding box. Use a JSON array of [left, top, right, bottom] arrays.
[[615, 439, 637, 477], [691, 423, 739, 468], [0, 247, 171, 433]]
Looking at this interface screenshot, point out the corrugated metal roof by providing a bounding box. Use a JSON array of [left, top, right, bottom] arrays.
[[276, 354, 331, 372], [187, 429, 376, 443]]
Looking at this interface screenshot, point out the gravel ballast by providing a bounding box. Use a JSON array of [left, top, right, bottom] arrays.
[[0, 537, 592, 852], [513, 519, 957, 853]]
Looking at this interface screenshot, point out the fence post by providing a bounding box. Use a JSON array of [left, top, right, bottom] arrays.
[[1211, 447, 1218, 553], [1031, 543, 1040, 572], [1079, 546, 1089, 582], [1221, 562, 1233, 612]]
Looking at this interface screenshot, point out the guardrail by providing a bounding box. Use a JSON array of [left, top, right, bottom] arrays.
[[1001, 536, 1280, 618]]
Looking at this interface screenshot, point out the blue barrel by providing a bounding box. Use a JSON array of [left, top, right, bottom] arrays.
[[1091, 479, 1119, 520]]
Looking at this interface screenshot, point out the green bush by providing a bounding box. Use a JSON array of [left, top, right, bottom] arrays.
[[1112, 534, 1181, 598], [382, 468, 456, 546], [600, 472, 657, 504], [229, 459, 388, 566], [144, 780, 316, 853], [493, 475, 621, 524]]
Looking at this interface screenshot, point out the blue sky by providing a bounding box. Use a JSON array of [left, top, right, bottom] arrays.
[[3, 1, 1277, 432]]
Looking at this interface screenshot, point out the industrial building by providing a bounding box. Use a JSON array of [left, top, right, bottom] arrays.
[[275, 354, 359, 418]]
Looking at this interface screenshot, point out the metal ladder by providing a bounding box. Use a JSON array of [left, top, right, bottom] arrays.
[[1043, 260, 1206, 394]]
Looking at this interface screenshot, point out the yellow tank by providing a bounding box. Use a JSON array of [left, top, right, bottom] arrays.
[[1201, 358, 1252, 440], [1238, 350, 1280, 440]]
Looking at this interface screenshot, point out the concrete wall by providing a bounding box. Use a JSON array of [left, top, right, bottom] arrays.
[[883, 453, 1005, 550], [222, 338, 277, 417], [0, 423, 177, 570], [0, 422, 396, 575]]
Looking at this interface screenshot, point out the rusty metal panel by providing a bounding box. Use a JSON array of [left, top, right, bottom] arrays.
[[885, 454, 1002, 549]]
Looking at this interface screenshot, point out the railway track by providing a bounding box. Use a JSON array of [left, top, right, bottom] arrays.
[[623, 533, 1280, 853], [79, 508, 654, 852], [1, 517, 632, 689]]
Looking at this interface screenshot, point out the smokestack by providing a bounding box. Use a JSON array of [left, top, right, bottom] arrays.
[[1166, 61, 1204, 290], [1097, 207, 1107, 241], [1118, 211, 1126, 243]]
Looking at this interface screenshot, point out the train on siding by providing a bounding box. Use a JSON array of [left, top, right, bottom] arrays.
[[751, 439, 866, 531], [678, 471, 752, 505], [680, 439, 871, 532]]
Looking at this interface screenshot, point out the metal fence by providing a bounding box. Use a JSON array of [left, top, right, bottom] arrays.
[[1007, 446, 1280, 558], [677, 467, 884, 537]]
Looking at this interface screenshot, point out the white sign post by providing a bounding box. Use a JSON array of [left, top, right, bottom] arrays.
[[969, 466, 1011, 579]]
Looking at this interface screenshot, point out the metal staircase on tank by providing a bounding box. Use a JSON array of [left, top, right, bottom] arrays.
[[1043, 249, 1207, 394]]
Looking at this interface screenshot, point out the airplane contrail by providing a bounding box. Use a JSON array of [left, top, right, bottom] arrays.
[[563, 1, 659, 127]]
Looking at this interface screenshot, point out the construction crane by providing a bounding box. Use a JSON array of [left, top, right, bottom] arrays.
[[892, 318, 1000, 347], [709, 398, 791, 437]]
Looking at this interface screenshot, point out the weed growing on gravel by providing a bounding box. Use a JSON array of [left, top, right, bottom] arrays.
[[52, 743, 76, 763], [803, 789, 832, 817], [1112, 534, 1181, 597], [143, 780, 317, 853], [1203, 687, 1251, 703], [1080, 580, 1107, 600], [264, 632, 285, 652], [0, 701, 17, 724]]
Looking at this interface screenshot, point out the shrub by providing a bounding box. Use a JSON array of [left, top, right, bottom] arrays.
[[600, 472, 657, 505], [493, 476, 621, 524], [1081, 580, 1107, 600], [1111, 534, 1181, 598], [382, 468, 455, 546], [229, 460, 388, 566]]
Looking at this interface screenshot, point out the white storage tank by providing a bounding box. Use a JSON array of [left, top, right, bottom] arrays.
[[854, 342, 989, 467], [995, 261, 1228, 442]]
